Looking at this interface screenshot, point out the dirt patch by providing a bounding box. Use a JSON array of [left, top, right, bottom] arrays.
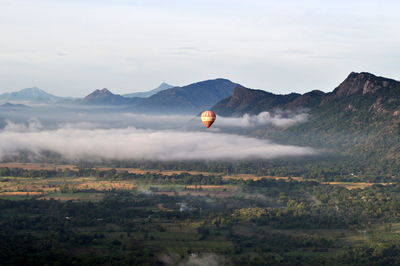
[[223, 174, 303, 181], [0, 191, 43, 196], [0, 163, 77, 171], [38, 193, 104, 201], [154, 191, 235, 198], [74, 181, 136, 191], [0, 163, 220, 177], [322, 182, 391, 190], [185, 185, 236, 190], [97, 167, 220, 176]]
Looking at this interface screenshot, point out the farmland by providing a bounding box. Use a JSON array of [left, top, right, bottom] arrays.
[[1, 164, 400, 265]]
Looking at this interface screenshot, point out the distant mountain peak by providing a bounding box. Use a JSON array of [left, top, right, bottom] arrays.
[[93, 88, 113, 95], [18, 87, 48, 94], [82, 88, 132, 105], [123, 83, 174, 98], [22, 86, 40, 91], [214, 78, 233, 82], [155, 82, 174, 91], [159, 82, 171, 87], [84, 88, 117, 99], [0, 87, 60, 103]]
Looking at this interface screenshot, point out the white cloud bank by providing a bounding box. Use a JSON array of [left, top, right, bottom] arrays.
[[0, 122, 316, 161], [216, 112, 308, 128]]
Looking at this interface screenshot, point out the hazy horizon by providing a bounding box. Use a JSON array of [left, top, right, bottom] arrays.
[[1, 0, 400, 97]]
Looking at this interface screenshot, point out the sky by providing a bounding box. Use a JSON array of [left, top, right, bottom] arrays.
[[1, 0, 399, 97]]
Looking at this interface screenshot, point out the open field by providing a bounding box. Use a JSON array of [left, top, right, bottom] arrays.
[[0, 162, 300, 180], [38, 192, 105, 201], [0, 176, 136, 201], [0, 191, 43, 196], [1, 164, 400, 265], [0, 163, 78, 171], [222, 173, 304, 181], [185, 185, 239, 190], [322, 182, 392, 190], [0, 163, 392, 192], [154, 190, 236, 198], [0, 163, 220, 176]]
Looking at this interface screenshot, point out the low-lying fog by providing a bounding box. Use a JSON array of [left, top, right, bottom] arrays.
[[0, 105, 316, 161]]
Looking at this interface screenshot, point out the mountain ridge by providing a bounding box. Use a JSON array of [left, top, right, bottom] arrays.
[[128, 78, 240, 114], [0, 103, 30, 108], [212, 72, 400, 116], [211, 72, 400, 163], [78, 78, 239, 113]]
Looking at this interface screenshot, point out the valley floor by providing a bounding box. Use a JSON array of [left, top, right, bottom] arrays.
[[1, 163, 400, 265]]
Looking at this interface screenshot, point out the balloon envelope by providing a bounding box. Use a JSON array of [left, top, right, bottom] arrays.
[[201, 110, 216, 128]]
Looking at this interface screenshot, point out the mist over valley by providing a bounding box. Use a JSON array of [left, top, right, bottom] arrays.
[[2, 1, 400, 264]]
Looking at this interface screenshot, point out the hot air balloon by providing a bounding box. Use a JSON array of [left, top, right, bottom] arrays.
[[201, 110, 216, 128]]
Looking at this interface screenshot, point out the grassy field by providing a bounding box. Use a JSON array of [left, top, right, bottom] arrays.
[[0, 163, 220, 176], [0, 162, 78, 171], [0, 165, 391, 209], [1, 164, 399, 265], [0, 163, 390, 192], [38, 192, 105, 201], [322, 181, 392, 190], [0, 175, 137, 201]]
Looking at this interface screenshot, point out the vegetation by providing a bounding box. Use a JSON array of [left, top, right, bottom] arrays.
[[1, 166, 400, 265]]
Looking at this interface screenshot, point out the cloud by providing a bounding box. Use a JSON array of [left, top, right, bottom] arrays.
[[3, 119, 43, 132], [0, 121, 316, 161], [160, 253, 229, 266], [178, 253, 227, 266], [121, 113, 195, 129], [279, 49, 314, 55], [216, 112, 308, 128]]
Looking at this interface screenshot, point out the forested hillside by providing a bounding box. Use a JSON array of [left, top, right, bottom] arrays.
[[213, 72, 400, 169]]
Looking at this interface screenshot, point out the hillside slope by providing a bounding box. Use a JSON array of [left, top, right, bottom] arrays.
[[213, 72, 400, 161]]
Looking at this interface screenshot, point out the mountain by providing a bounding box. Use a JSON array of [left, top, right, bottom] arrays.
[[81, 88, 135, 105], [0, 103, 29, 108], [212, 86, 302, 116], [321, 72, 400, 104], [81, 79, 237, 111], [213, 72, 400, 116], [123, 82, 174, 98], [0, 87, 61, 103], [132, 78, 239, 113], [213, 72, 400, 162], [277, 72, 400, 150]]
